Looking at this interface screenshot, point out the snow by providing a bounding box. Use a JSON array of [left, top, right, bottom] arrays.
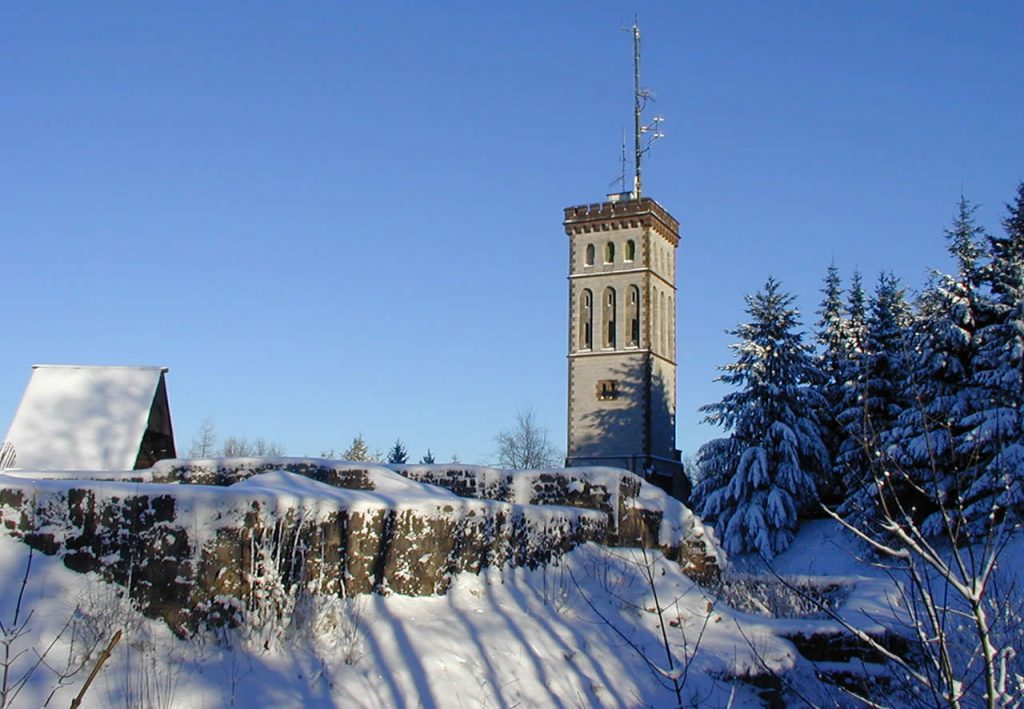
[[231, 468, 461, 507], [1, 365, 167, 471], [6, 456, 1020, 707], [0, 533, 777, 708]]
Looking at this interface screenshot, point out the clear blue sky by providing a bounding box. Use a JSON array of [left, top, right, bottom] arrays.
[[2, 2, 1021, 465]]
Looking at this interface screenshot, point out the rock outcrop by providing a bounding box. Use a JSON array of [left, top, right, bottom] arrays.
[[0, 459, 721, 634]]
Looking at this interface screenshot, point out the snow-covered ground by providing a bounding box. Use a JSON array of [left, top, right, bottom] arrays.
[[3, 464, 1019, 708], [0, 532, 787, 708], [0, 511, 921, 708]]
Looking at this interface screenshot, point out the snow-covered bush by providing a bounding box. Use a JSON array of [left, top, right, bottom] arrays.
[[714, 574, 848, 619]]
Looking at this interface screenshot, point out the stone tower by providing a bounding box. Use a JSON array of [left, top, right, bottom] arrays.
[[564, 195, 685, 495]]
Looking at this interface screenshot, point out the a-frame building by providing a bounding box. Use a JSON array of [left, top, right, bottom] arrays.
[[1, 364, 176, 471]]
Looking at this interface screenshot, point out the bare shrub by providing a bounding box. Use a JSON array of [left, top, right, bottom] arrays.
[[0, 549, 106, 708], [714, 574, 848, 619]]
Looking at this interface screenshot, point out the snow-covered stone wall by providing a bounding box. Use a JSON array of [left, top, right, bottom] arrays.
[[391, 464, 722, 581], [0, 459, 721, 634]]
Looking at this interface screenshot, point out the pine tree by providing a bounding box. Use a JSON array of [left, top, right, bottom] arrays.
[[387, 439, 409, 464], [974, 182, 1024, 401], [863, 272, 911, 432], [837, 272, 911, 516], [846, 270, 868, 353], [814, 263, 847, 502], [833, 271, 870, 495], [816, 263, 847, 398], [961, 183, 1024, 530], [342, 434, 371, 462], [420, 449, 436, 464], [886, 198, 991, 534], [694, 277, 828, 557]]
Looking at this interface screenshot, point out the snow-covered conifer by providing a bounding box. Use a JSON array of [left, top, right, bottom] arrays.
[[694, 278, 828, 557], [816, 263, 847, 396], [836, 272, 911, 514], [885, 198, 991, 534], [832, 272, 869, 487], [814, 263, 848, 502], [960, 183, 1024, 530]]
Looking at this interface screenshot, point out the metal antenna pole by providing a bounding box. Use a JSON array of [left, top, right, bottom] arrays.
[[633, 18, 642, 199], [621, 129, 628, 194]]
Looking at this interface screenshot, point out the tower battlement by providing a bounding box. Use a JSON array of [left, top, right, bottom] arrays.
[[563, 197, 679, 245]]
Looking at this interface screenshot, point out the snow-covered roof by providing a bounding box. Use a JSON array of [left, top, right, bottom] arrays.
[[2, 364, 170, 471]]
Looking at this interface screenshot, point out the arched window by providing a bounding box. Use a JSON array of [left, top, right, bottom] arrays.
[[668, 294, 675, 358], [579, 289, 593, 350], [603, 287, 616, 348], [625, 240, 636, 262], [660, 291, 668, 356], [604, 242, 615, 264], [627, 285, 640, 347], [652, 289, 660, 352], [585, 244, 595, 267]]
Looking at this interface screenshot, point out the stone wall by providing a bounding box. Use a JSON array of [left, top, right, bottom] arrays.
[[0, 459, 721, 634], [391, 464, 720, 583], [0, 474, 606, 634]]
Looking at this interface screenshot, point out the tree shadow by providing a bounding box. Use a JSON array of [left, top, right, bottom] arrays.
[[570, 358, 689, 500]]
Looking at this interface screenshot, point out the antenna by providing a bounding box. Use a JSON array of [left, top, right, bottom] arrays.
[[629, 17, 665, 200], [609, 129, 629, 193], [621, 129, 629, 194]]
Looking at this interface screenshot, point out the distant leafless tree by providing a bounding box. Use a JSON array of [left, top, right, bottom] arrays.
[[219, 436, 284, 457], [186, 418, 284, 458], [495, 408, 560, 469], [186, 419, 218, 458]]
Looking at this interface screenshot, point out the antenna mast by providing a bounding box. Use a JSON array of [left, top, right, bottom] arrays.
[[632, 19, 643, 199], [630, 17, 664, 200]]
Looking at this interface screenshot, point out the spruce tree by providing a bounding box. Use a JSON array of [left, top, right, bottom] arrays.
[[961, 183, 1024, 531], [863, 273, 911, 434], [837, 272, 911, 516], [387, 439, 409, 464], [833, 271, 870, 497], [420, 449, 436, 464], [694, 277, 828, 557], [846, 270, 868, 353], [815, 263, 847, 502], [886, 198, 990, 534], [816, 263, 847, 400]]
